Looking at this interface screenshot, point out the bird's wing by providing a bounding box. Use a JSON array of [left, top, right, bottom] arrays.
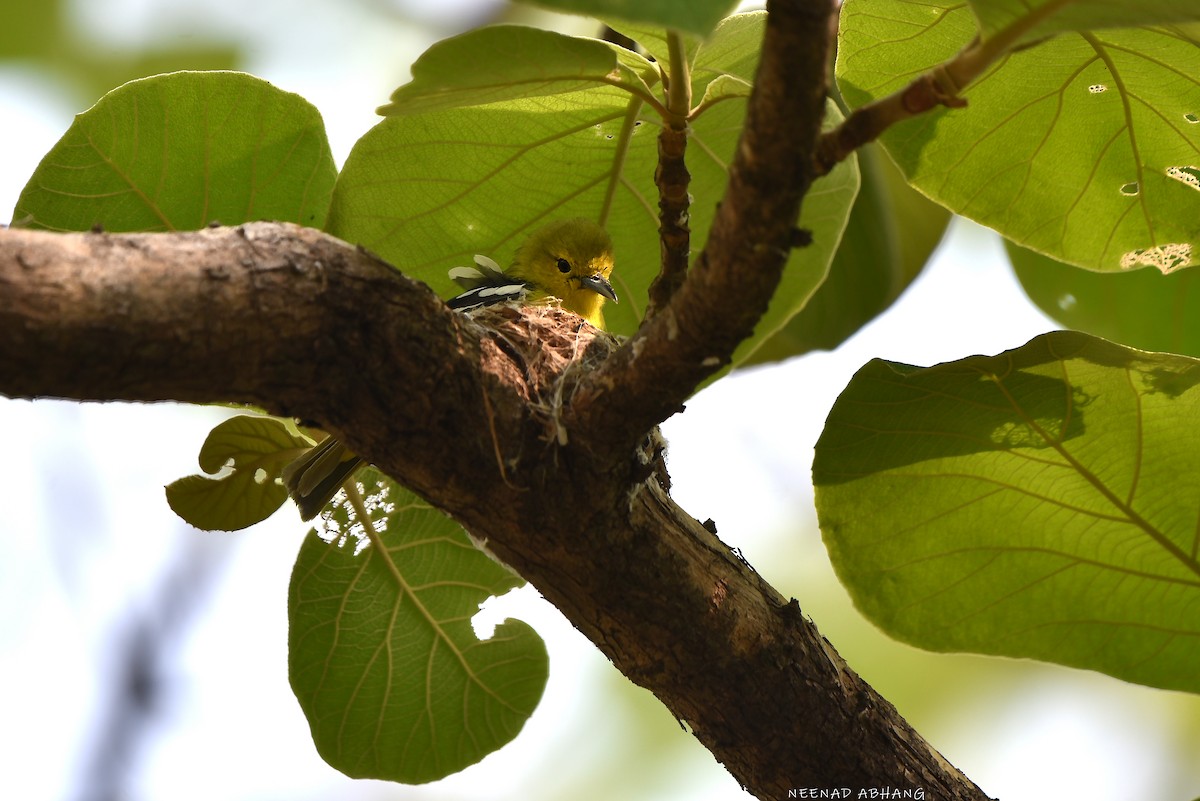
[[446, 254, 532, 311], [448, 254, 506, 289]]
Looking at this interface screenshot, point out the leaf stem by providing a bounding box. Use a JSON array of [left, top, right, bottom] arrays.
[[601, 74, 668, 118], [665, 30, 693, 122]]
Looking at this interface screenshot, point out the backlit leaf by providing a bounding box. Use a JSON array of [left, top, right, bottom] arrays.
[[836, 1, 1200, 272], [1009, 239, 1200, 357], [514, 0, 740, 39], [815, 330, 1200, 693], [166, 414, 311, 531], [969, 0, 1200, 41], [332, 14, 857, 358], [288, 474, 547, 783], [377, 25, 639, 116], [12, 71, 336, 232]]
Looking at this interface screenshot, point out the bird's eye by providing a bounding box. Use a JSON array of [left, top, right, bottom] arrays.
[[556, 258, 572, 274]]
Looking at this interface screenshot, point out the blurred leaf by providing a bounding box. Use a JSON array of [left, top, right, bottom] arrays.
[[969, 0, 1200, 41], [836, 1, 1200, 272], [745, 143, 948, 363], [0, 0, 242, 101], [64, 47, 243, 105], [815, 330, 1200, 694], [514, 0, 740, 38], [378, 25, 648, 116], [166, 414, 311, 531], [0, 0, 62, 59], [289, 474, 547, 783], [13, 71, 336, 231], [331, 13, 857, 360], [1009, 239, 1200, 357]]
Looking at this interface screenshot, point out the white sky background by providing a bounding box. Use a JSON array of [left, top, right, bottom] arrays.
[[2, 1, 1199, 799]]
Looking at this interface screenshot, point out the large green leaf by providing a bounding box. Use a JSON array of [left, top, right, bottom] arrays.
[[331, 15, 857, 354], [814, 330, 1200, 693], [166, 414, 312, 531], [836, 1, 1200, 273], [289, 474, 547, 783], [969, 0, 1200, 41], [0, 1, 241, 104], [377, 25, 650, 116], [1009, 239, 1200, 357], [12, 71, 336, 232], [514, 0, 740, 39]]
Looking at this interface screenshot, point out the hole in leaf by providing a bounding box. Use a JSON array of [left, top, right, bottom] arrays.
[[1120, 243, 1193, 274], [472, 586, 534, 640], [1186, 113, 1199, 124], [1166, 166, 1200, 192], [254, 468, 268, 484], [1119, 182, 1139, 196]]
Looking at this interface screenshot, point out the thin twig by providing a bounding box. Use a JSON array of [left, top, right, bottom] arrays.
[[815, 0, 1076, 176]]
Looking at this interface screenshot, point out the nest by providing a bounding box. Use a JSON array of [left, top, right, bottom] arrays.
[[461, 302, 670, 493], [463, 302, 621, 446]]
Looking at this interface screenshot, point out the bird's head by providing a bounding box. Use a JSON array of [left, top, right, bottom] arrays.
[[512, 218, 617, 328]]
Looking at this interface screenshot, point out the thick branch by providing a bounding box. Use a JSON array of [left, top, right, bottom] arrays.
[[0, 225, 991, 800], [572, 0, 834, 461], [0, 223, 520, 508], [0, 2, 994, 796]]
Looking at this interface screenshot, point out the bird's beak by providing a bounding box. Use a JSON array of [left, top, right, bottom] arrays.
[[579, 274, 618, 303]]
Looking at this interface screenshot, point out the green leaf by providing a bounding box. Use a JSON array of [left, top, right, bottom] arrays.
[[514, 0, 740, 39], [0, 0, 61, 59], [603, 19, 691, 68], [685, 10, 762, 111], [814, 330, 1200, 693], [12, 71, 336, 232], [694, 73, 752, 109], [745, 143, 949, 363], [289, 474, 547, 783], [836, 1, 1200, 272], [330, 87, 649, 333], [331, 12, 857, 357], [377, 25, 643, 116], [1009, 239, 1200, 357], [969, 0, 1200, 41], [165, 414, 312, 532]]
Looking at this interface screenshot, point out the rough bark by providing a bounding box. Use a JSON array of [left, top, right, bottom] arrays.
[[0, 0, 995, 797], [0, 222, 991, 801]]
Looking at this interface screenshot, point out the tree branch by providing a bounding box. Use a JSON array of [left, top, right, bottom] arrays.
[[571, 0, 835, 463], [0, 223, 521, 508], [814, 0, 1064, 177], [0, 221, 990, 800], [0, 1, 995, 797], [814, 71, 968, 177]]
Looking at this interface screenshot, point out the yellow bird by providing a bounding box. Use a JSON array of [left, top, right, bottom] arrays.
[[283, 218, 618, 520], [446, 217, 616, 327]]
